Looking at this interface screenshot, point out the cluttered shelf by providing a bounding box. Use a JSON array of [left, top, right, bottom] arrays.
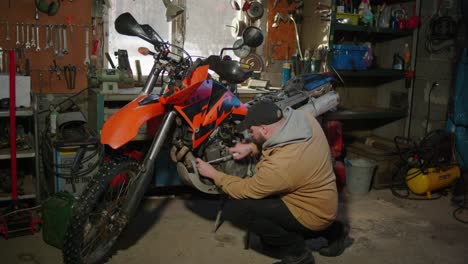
[[336, 69, 406, 86], [0, 194, 36, 202], [332, 23, 413, 41], [0, 109, 34, 117], [0, 147, 36, 160]]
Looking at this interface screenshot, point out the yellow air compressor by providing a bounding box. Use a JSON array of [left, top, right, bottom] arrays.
[[406, 165, 460, 198]]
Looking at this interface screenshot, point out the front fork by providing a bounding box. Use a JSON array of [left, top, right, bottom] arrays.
[[121, 110, 177, 218]]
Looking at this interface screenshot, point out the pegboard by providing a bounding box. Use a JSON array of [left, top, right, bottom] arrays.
[[0, 0, 96, 94], [266, 0, 301, 62]]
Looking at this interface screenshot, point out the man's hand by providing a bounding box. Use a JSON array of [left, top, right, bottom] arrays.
[[196, 158, 219, 180], [229, 143, 253, 160]]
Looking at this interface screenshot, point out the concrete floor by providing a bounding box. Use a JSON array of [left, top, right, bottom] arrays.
[[1, 189, 468, 264]]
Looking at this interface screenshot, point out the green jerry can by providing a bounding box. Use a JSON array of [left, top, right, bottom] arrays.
[[42, 191, 76, 249]]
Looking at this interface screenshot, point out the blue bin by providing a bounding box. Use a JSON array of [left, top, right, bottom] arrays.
[[332, 45, 368, 70]]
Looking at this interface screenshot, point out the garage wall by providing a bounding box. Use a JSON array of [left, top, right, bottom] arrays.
[[0, 0, 93, 94], [406, 0, 461, 139]]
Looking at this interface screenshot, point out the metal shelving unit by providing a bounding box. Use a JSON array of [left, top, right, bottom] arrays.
[[0, 94, 40, 202], [327, 0, 418, 124]]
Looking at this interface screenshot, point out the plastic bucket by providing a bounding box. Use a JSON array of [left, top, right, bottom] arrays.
[[345, 158, 376, 195]]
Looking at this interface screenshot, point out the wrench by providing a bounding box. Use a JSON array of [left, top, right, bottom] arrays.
[[16, 23, 20, 46], [6, 22, 10, 41], [57, 26, 63, 56], [84, 27, 90, 65], [31, 25, 36, 48], [45, 26, 49, 50], [49, 26, 54, 50], [54, 27, 59, 56], [36, 26, 41, 52], [25, 24, 30, 49], [62, 26, 68, 55]]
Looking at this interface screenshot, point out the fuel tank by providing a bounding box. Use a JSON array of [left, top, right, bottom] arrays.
[[406, 165, 460, 198]]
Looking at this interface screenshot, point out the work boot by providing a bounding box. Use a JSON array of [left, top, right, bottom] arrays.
[[319, 221, 348, 257], [273, 250, 315, 264]]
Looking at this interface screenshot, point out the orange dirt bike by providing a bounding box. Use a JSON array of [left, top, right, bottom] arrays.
[[62, 12, 338, 264]]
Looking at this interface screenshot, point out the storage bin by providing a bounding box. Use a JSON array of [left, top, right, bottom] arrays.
[[336, 13, 359, 26], [346, 141, 400, 189], [332, 45, 368, 70], [345, 158, 376, 195]]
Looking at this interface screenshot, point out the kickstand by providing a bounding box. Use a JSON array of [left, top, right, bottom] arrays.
[[213, 195, 228, 233]]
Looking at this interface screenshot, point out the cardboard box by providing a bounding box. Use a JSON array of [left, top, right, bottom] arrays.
[[0, 75, 31, 108]]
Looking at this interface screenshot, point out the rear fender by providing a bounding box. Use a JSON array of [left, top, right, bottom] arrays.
[[101, 95, 165, 149]]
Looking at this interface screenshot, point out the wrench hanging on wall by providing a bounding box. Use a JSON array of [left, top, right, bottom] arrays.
[[6, 22, 10, 42], [36, 25, 41, 52], [25, 24, 30, 49], [16, 23, 20, 46], [45, 26, 49, 50], [62, 25, 68, 55], [31, 25, 36, 48], [84, 27, 90, 65]]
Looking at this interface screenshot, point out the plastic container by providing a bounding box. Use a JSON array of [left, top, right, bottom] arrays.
[[336, 13, 359, 25], [332, 45, 368, 70], [346, 142, 399, 189], [345, 158, 376, 195], [42, 192, 76, 249], [282, 63, 291, 84]]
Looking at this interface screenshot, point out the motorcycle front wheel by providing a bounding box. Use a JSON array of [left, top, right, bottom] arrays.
[[63, 158, 140, 264]]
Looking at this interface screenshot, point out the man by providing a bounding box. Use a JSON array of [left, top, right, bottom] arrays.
[[196, 101, 347, 264]]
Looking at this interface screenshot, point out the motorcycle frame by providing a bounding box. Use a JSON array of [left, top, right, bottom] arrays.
[[115, 54, 175, 218]]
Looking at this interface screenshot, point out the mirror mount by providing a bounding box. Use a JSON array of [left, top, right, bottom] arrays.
[[219, 26, 263, 57]]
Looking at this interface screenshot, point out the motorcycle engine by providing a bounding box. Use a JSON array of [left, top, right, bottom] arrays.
[[170, 118, 254, 194]]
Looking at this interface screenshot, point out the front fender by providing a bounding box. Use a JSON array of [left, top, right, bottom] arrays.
[[101, 95, 165, 149]]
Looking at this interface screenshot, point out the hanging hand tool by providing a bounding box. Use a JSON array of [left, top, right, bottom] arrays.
[[53, 60, 61, 80], [57, 25, 63, 57], [84, 27, 90, 65], [49, 25, 54, 51], [66, 16, 74, 41], [31, 25, 36, 48], [6, 22, 10, 42], [64, 64, 76, 89], [25, 24, 30, 49], [62, 25, 68, 55], [36, 26, 41, 52], [21, 23, 25, 47], [54, 27, 59, 56], [45, 26, 49, 50], [274, 0, 280, 9], [16, 23, 20, 46]]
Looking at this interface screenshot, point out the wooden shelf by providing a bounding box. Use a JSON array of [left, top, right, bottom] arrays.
[[336, 69, 406, 86]]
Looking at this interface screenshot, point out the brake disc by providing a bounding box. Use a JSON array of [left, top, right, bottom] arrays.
[[240, 53, 264, 72], [233, 38, 251, 58]]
